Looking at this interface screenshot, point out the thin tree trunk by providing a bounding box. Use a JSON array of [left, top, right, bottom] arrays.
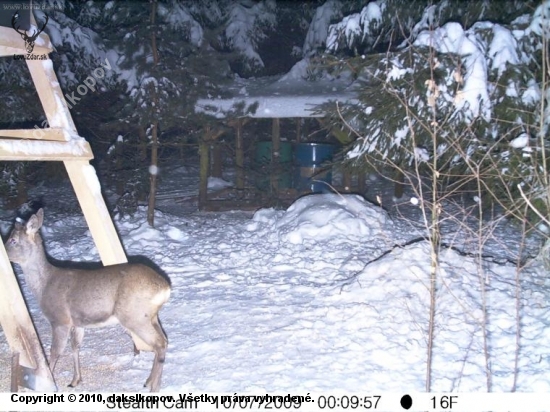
[[235, 119, 244, 190], [198, 136, 209, 209], [147, 0, 159, 227], [115, 137, 124, 195], [16, 163, 28, 206], [147, 122, 159, 227], [394, 167, 404, 199], [138, 125, 147, 162]]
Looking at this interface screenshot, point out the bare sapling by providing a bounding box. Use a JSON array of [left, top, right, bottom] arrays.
[[5, 208, 171, 392]]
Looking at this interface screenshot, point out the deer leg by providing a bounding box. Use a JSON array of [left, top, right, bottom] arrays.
[[129, 332, 153, 353], [69, 327, 85, 387], [122, 315, 167, 392], [145, 315, 167, 391], [49, 324, 71, 373]]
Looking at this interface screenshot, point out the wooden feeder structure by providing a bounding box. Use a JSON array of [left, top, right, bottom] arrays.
[[0, 7, 127, 391], [195, 78, 366, 211]]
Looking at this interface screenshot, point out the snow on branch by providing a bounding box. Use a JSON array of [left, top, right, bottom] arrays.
[[224, 0, 277, 70], [304, 0, 343, 56], [326, 1, 383, 53]]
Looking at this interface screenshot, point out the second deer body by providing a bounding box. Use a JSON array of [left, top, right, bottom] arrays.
[[5, 209, 170, 392]]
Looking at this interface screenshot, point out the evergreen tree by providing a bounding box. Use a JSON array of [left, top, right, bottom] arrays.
[[314, 0, 547, 223]]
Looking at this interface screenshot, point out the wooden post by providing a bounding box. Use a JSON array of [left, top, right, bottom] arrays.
[[64, 161, 127, 265], [235, 119, 244, 190], [198, 131, 210, 209], [0, 244, 56, 391], [271, 118, 280, 191], [211, 143, 223, 178], [25, 50, 127, 266], [11, 352, 19, 392], [198, 125, 226, 209]]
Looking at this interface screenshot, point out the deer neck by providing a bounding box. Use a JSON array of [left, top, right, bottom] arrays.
[[18, 239, 54, 302]]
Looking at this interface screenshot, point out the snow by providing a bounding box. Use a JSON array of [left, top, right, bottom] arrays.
[[248, 194, 392, 245], [159, 2, 204, 46], [303, 0, 342, 56], [414, 22, 491, 122], [522, 79, 541, 106], [386, 59, 413, 81], [414, 147, 430, 162], [509, 133, 529, 149], [529, 0, 550, 37], [326, 0, 383, 52], [224, 0, 276, 69], [0, 164, 549, 394], [207, 176, 233, 190], [489, 25, 519, 75], [0, 139, 88, 157], [195, 75, 358, 119], [1, 0, 549, 397]]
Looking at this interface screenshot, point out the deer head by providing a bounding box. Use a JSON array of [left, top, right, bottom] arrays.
[[11, 13, 49, 54]]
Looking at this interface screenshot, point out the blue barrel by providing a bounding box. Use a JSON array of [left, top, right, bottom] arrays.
[[294, 143, 336, 193]]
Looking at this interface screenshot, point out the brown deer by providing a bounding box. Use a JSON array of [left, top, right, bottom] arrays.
[[5, 209, 170, 392]]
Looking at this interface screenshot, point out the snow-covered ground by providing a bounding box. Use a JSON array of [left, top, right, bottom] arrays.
[[0, 162, 549, 394]]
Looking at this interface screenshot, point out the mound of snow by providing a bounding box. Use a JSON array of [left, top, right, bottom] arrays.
[[249, 193, 392, 245], [208, 177, 233, 190]]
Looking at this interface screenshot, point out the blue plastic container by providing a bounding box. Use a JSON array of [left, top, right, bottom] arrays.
[[294, 143, 336, 193]]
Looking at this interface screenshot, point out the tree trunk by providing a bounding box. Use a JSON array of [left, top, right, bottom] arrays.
[[358, 171, 366, 194], [147, 0, 159, 227], [235, 119, 244, 190], [394, 167, 405, 199], [16, 163, 28, 206], [138, 125, 147, 162], [147, 122, 159, 227], [198, 136, 209, 209], [115, 137, 124, 195]]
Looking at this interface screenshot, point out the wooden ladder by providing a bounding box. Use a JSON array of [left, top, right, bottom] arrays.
[[0, 9, 127, 391]]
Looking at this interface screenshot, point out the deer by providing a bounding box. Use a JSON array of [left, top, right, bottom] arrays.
[[4, 209, 171, 392]]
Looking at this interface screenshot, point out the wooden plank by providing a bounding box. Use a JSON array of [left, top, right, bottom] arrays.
[[0, 27, 53, 57], [0, 242, 56, 390], [63, 160, 127, 266], [26, 58, 77, 132], [0, 128, 68, 141], [0, 138, 93, 161], [296, 118, 301, 143]]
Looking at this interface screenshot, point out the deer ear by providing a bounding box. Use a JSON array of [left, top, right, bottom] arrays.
[[26, 209, 44, 235]]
